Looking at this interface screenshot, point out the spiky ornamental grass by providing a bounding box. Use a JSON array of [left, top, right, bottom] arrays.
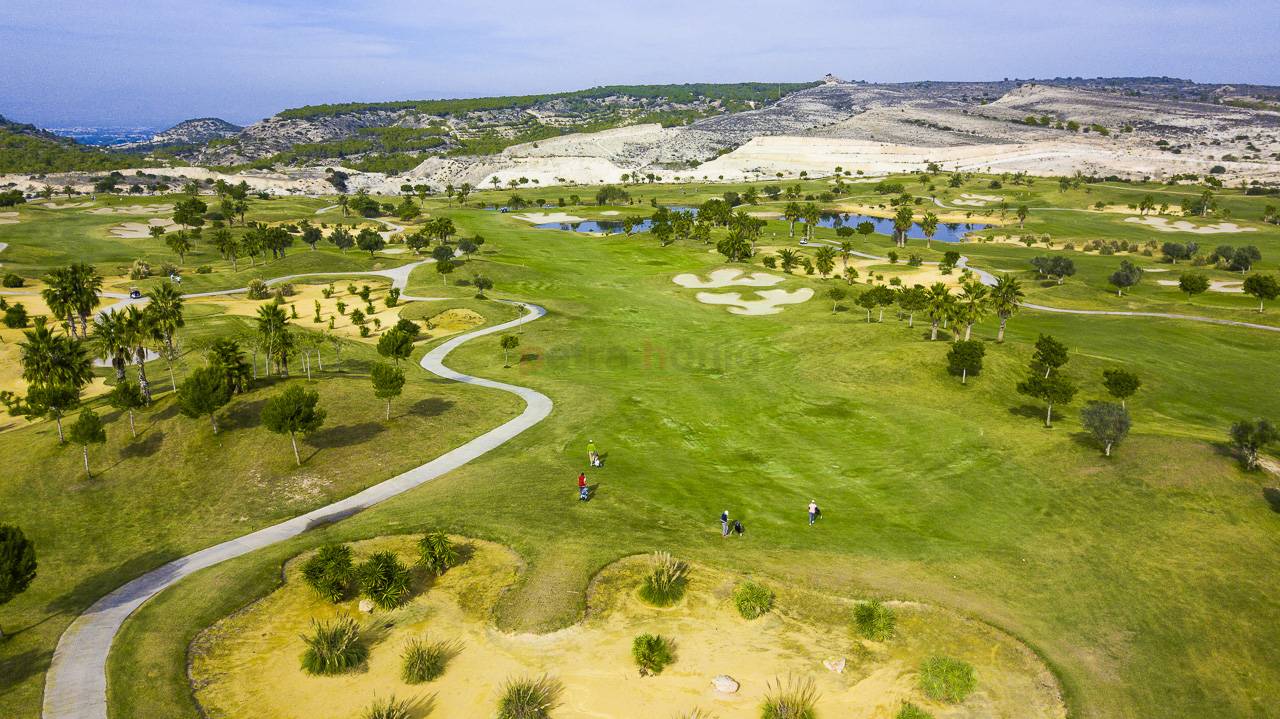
[[760, 675, 818, 719], [852, 599, 896, 641], [631, 633, 675, 676], [732, 580, 774, 619], [638, 551, 688, 607], [358, 551, 412, 610], [496, 675, 563, 719], [401, 636, 458, 684], [918, 656, 977, 703], [299, 615, 366, 675]]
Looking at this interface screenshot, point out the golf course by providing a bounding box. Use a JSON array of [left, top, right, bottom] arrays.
[[1, 172, 1278, 719]]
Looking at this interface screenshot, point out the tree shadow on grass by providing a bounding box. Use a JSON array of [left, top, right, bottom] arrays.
[[307, 422, 385, 450], [150, 402, 180, 422], [43, 547, 182, 615], [407, 398, 454, 418], [118, 430, 164, 459], [223, 398, 267, 431], [0, 649, 49, 692], [1007, 404, 1069, 424], [1262, 487, 1280, 513]]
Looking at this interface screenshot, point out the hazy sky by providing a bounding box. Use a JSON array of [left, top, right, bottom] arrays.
[[3, 0, 1277, 128]]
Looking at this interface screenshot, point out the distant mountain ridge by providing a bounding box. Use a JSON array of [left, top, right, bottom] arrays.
[[117, 117, 243, 153]]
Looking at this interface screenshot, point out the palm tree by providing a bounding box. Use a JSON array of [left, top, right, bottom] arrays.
[[956, 280, 990, 341], [776, 248, 800, 273], [69, 263, 102, 337], [256, 302, 291, 376], [990, 274, 1025, 343], [920, 212, 939, 249], [337, 194, 349, 217], [40, 267, 79, 337], [801, 203, 821, 241], [782, 202, 801, 237], [122, 305, 160, 402], [814, 246, 837, 278], [924, 282, 953, 341], [839, 241, 854, 272], [147, 282, 185, 356], [892, 206, 914, 248], [92, 310, 131, 382], [18, 319, 92, 441]]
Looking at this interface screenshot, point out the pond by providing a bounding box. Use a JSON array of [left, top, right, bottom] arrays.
[[801, 212, 989, 243], [532, 206, 698, 234]]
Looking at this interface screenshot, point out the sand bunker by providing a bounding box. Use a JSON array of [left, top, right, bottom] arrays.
[[696, 288, 814, 315], [42, 201, 95, 209], [191, 537, 1065, 719], [0, 212, 17, 225], [87, 203, 173, 215], [673, 269, 785, 289], [1123, 217, 1257, 234], [110, 218, 178, 238], [513, 211, 586, 224], [951, 193, 1003, 207], [600, 210, 620, 216], [1157, 279, 1244, 293]]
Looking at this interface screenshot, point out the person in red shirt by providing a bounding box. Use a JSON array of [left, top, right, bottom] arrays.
[[578, 472, 589, 501]]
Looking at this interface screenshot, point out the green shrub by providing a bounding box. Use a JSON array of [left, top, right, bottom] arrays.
[[300, 544, 353, 602], [918, 656, 976, 703], [195, 265, 212, 274], [358, 551, 413, 610], [246, 278, 270, 299], [1, 273, 24, 288], [362, 695, 411, 719], [895, 702, 934, 719], [417, 531, 459, 576], [401, 636, 457, 683], [299, 616, 366, 675], [496, 675, 563, 719], [631, 633, 675, 676], [853, 599, 896, 641], [760, 675, 818, 719], [3, 303, 28, 329], [733, 580, 774, 619], [638, 551, 688, 607]]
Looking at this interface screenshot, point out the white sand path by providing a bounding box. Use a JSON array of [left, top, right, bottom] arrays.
[[0, 211, 18, 225]]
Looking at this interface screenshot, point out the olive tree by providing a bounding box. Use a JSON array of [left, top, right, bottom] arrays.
[[1081, 402, 1131, 456]]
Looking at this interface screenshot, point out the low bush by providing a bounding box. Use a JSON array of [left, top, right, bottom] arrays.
[[300, 615, 366, 675], [496, 675, 563, 719], [417, 531, 459, 576], [300, 543, 352, 602], [631, 633, 675, 676], [918, 656, 976, 703], [401, 636, 457, 683], [853, 599, 896, 641], [732, 580, 774, 619], [896, 702, 934, 719], [1, 272, 24, 287], [358, 551, 413, 610], [3, 303, 29, 329], [760, 675, 818, 719], [246, 278, 270, 299], [195, 265, 212, 274], [362, 695, 411, 719], [638, 551, 688, 607]]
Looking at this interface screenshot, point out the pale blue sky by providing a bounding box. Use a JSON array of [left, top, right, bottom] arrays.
[[2, 0, 1277, 127]]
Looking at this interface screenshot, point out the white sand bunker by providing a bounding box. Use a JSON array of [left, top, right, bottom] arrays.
[[1124, 217, 1257, 234], [0, 212, 18, 225], [88, 203, 173, 215], [747, 211, 781, 219], [600, 210, 620, 216], [1157, 279, 1244, 293], [378, 247, 408, 255], [952, 193, 1003, 207], [111, 218, 178, 238], [43, 201, 95, 209], [696, 288, 814, 315], [512, 211, 585, 224], [673, 268, 785, 289]]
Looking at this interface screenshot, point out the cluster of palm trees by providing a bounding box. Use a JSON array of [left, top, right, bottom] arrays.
[[913, 275, 1025, 342], [40, 263, 102, 338], [782, 202, 821, 240], [93, 282, 185, 403]]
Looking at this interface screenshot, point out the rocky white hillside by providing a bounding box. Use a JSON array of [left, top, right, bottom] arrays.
[[118, 118, 242, 152]]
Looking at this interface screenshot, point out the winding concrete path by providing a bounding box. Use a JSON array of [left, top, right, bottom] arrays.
[[42, 301, 552, 719]]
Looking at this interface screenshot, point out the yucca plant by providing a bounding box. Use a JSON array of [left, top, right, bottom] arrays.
[[918, 656, 976, 703], [631, 633, 675, 676], [732, 580, 774, 619], [417, 531, 459, 576], [496, 675, 563, 719], [638, 551, 688, 607], [673, 711, 715, 719], [760, 675, 818, 719], [852, 599, 896, 641], [358, 551, 413, 610], [401, 636, 457, 683], [299, 615, 366, 675], [895, 702, 934, 719], [362, 695, 411, 719], [300, 543, 353, 603]]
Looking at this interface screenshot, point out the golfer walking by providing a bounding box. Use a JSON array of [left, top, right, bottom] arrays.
[[808, 500, 819, 526]]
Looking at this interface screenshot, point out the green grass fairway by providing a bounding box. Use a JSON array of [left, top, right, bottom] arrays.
[[2, 180, 1279, 719]]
